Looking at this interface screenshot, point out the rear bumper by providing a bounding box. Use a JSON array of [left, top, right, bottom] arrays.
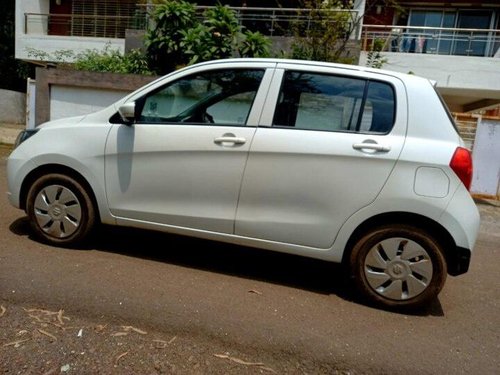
[[447, 246, 471, 276]]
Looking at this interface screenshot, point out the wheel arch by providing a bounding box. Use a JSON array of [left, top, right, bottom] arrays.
[[342, 212, 457, 275], [20, 164, 101, 222]]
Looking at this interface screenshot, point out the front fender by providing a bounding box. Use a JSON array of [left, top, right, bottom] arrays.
[[7, 123, 115, 225]]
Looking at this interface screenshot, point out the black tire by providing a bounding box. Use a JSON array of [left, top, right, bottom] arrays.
[[26, 173, 95, 246], [349, 225, 447, 310]]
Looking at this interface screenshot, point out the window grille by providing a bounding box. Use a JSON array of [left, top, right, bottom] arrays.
[[71, 0, 140, 38]]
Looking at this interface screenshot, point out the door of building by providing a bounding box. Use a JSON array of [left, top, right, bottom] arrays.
[[48, 0, 72, 36]]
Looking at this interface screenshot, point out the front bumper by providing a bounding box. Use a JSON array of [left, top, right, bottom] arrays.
[[6, 148, 36, 209]]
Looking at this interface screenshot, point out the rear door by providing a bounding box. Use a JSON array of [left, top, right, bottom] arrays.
[[235, 64, 408, 248]]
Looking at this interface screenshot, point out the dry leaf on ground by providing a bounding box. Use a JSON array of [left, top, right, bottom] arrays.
[[3, 338, 30, 348], [248, 289, 263, 295], [38, 329, 57, 341], [114, 351, 129, 366], [214, 353, 276, 373], [111, 332, 128, 337], [122, 325, 147, 335]]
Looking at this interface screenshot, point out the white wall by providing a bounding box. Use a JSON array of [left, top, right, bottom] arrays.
[[16, 0, 49, 35], [359, 52, 500, 92], [50, 86, 128, 121], [16, 0, 125, 61], [17, 35, 125, 61], [16, 0, 49, 58], [471, 118, 500, 197], [26, 79, 37, 129]]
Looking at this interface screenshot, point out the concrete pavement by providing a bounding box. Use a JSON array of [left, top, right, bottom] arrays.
[[0, 123, 24, 145]]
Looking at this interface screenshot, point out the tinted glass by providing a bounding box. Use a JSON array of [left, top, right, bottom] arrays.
[[273, 71, 395, 134], [362, 81, 395, 134], [138, 69, 264, 125], [273, 72, 365, 132]]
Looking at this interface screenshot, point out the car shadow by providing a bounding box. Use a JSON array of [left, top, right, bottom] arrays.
[[9, 217, 444, 317]]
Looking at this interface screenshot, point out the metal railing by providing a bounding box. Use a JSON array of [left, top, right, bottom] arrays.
[[25, 6, 360, 39], [26, 9, 500, 58], [24, 12, 147, 39], [362, 25, 500, 57], [188, 6, 360, 37]]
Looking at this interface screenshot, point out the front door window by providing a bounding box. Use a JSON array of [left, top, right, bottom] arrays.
[[137, 69, 265, 125]]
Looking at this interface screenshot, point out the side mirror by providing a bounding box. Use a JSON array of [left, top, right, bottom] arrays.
[[118, 102, 136, 124]]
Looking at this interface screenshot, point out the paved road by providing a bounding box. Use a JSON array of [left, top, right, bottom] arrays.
[[1, 148, 499, 374]]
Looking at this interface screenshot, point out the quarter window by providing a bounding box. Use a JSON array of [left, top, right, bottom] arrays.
[[138, 69, 265, 125], [273, 71, 395, 134]]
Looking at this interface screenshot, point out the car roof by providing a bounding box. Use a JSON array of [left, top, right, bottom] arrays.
[[190, 58, 432, 85]]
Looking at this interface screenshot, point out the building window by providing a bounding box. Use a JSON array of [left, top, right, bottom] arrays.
[[71, 0, 141, 39], [404, 9, 495, 56]]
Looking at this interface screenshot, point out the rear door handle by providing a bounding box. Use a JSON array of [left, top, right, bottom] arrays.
[[352, 142, 391, 152], [214, 135, 246, 146]]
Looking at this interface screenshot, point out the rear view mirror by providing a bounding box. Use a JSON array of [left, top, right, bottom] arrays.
[[118, 102, 136, 124]]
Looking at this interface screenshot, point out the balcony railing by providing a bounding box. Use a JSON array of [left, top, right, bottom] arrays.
[[26, 10, 499, 58], [24, 12, 147, 39], [25, 6, 360, 39], [362, 25, 500, 58], [186, 6, 360, 37]]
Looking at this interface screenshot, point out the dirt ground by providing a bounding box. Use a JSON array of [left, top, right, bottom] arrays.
[[0, 143, 356, 374], [1, 302, 332, 374], [1, 144, 499, 374]]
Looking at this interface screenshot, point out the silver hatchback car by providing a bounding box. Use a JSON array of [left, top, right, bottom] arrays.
[[7, 59, 480, 309]]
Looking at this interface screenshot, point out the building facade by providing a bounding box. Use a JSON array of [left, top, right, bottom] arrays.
[[16, 0, 141, 61], [15, 0, 499, 113], [14, 0, 499, 198], [361, 0, 500, 113]]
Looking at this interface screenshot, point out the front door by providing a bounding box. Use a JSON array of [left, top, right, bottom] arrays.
[[48, 0, 72, 36], [105, 68, 268, 233]]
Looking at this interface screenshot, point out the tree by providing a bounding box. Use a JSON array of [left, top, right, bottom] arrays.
[[145, 1, 270, 75], [365, 38, 388, 69], [145, 0, 198, 74], [0, 1, 32, 92], [289, 0, 398, 65]]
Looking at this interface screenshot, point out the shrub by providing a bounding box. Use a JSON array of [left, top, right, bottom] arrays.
[[26, 45, 153, 75], [73, 48, 152, 75], [145, 0, 198, 74], [146, 1, 271, 73]]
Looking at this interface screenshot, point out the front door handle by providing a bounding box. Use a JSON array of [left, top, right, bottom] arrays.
[[214, 134, 246, 146], [353, 142, 391, 152]]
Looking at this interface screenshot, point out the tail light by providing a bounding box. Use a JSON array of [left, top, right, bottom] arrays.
[[450, 147, 473, 190]]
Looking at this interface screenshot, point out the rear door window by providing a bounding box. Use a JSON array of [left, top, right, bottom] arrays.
[[272, 71, 395, 134]]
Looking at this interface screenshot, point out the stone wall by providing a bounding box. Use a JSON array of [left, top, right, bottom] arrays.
[[0, 89, 26, 124], [35, 68, 157, 125]]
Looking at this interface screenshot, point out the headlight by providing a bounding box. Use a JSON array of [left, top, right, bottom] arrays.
[[14, 129, 39, 149]]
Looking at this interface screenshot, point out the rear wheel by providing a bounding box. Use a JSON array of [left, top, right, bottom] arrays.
[[349, 225, 447, 309], [26, 173, 95, 246]]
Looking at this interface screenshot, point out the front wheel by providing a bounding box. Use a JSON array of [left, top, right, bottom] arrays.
[[349, 225, 447, 309], [26, 173, 96, 246]]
